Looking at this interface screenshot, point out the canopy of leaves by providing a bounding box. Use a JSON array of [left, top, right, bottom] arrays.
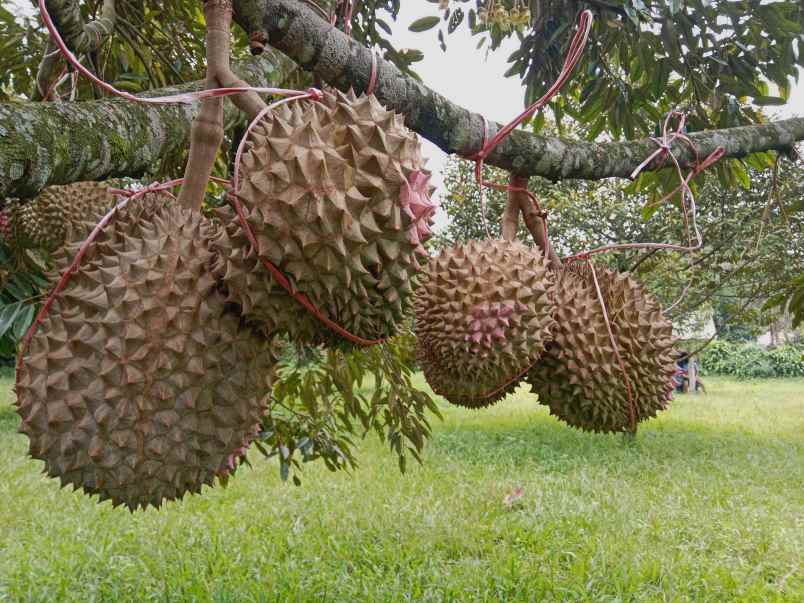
[[415, 1, 803, 134]]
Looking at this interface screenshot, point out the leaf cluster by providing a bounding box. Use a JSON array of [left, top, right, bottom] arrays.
[[255, 332, 441, 485], [409, 1, 803, 143]]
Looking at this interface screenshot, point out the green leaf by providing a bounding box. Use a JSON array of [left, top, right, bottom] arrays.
[[0, 301, 23, 339], [752, 96, 787, 106], [408, 17, 440, 32]]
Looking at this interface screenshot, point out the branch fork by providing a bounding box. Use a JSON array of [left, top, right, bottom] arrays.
[[177, 0, 267, 211]]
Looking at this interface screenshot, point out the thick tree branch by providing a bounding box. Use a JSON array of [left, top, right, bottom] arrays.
[[0, 51, 294, 199], [232, 0, 804, 181]]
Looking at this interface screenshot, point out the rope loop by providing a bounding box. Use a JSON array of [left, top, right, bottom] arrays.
[[366, 52, 379, 96]]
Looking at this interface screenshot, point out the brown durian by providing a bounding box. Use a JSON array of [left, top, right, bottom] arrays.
[[15, 196, 277, 510], [1, 181, 121, 252], [212, 89, 437, 345], [415, 239, 556, 409], [526, 263, 677, 433]]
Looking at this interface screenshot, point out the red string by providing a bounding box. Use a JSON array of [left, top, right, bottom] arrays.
[[584, 259, 637, 432], [367, 52, 379, 96], [466, 10, 594, 237], [563, 114, 726, 264], [470, 10, 594, 165], [558, 113, 726, 427], [330, 0, 354, 36]]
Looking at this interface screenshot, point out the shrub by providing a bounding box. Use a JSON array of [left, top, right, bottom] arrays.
[[699, 340, 804, 379], [767, 345, 804, 377]]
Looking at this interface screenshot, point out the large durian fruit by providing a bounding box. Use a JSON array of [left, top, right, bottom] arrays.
[[0, 181, 120, 252], [415, 239, 557, 409], [212, 89, 436, 345], [15, 196, 277, 510], [526, 263, 677, 433]]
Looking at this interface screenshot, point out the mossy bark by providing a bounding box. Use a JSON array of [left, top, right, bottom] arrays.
[[233, 0, 804, 181], [0, 51, 294, 199]]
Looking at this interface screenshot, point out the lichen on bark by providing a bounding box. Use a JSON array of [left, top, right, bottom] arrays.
[[0, 51, 294, 199]]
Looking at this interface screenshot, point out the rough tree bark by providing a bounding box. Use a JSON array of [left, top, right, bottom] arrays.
[[0, 51, 294, 199], [232, 0, 804, 181]]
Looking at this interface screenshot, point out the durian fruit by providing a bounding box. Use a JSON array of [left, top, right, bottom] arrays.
[[15, 196, 277, 510], [1, 181, 121, 252], [415, 239, 556, 409], [212, 89, 437, 345], [526, 263, 676, 433]]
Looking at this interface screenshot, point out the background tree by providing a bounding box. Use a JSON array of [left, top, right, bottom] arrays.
[[437, 153, 804, 338]]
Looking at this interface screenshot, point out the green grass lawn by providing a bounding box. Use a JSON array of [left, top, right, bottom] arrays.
[[0, 371, 802, 602]]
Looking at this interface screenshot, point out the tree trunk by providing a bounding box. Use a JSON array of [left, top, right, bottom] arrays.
[[0, 51, 294, 199]]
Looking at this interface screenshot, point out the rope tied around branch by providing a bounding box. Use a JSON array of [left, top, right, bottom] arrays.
[[464, 9, 594, 238]]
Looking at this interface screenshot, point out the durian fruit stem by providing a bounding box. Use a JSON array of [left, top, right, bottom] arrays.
[[176, 93, 223, 211], [178, 0, 265, 211], [206, 1, 266, 120], [509, 175, 561, 268], [502, 181, 521, 241]]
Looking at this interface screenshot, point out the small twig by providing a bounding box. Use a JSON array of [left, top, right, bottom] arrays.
[[513, 176, 561, 268]]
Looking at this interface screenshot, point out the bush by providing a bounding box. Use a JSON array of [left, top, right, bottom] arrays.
[[767, 345, 804, 377], [699, 340, 804, 379]]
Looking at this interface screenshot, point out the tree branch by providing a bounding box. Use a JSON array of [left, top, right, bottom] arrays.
[[232, 0, 804, 181], [34, 0, 118, 101], [0, 51, 294, 199], [44, 0, 117, 54], [177, 0, 229, 210]]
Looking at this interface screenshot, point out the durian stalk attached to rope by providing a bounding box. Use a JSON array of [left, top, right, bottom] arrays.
[[506, 174, 562, 268], [465, 9, 593, 248], [177, 0, 231, 211]]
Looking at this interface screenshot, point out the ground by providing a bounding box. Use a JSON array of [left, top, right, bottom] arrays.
[[0, 371, 801, 602]]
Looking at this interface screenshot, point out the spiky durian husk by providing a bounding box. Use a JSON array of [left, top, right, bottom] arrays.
[[415, 239, 556, 409], [15, 197, 277, 510], [1, 181, 121, 252], [526, 264, 676, 433], [212, 89, 436, 345]]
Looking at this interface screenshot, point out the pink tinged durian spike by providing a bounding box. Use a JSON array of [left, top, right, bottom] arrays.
[[400, 170, 437, 253]]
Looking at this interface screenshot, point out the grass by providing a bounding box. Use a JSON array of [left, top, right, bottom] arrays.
[[0, 371, 802, 602]]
